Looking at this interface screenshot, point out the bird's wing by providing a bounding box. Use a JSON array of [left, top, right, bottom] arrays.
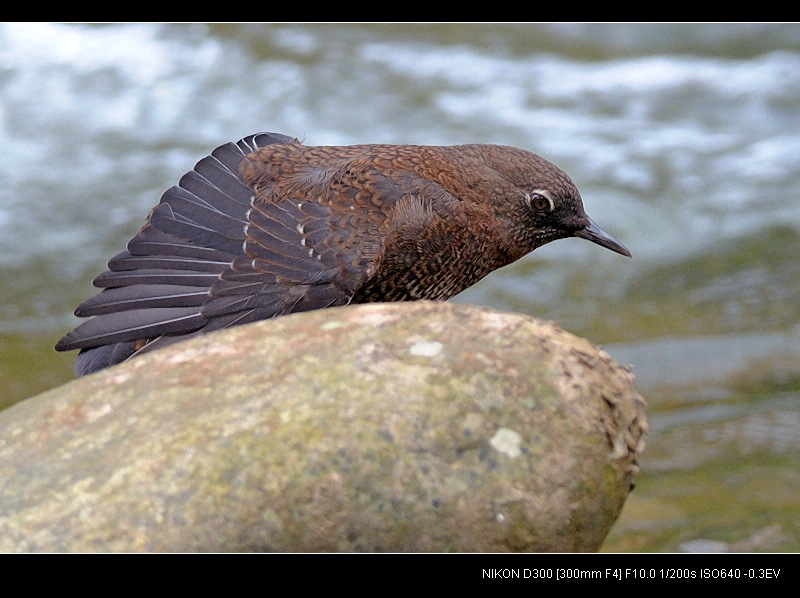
[[54, 134, 293, 355], [55, 133, 392, 372]]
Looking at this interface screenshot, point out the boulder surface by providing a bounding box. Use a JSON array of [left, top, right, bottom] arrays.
[[0, 301, 647, 552]]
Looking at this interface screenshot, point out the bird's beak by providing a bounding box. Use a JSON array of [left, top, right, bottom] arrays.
[[575, 217, 631, 257]]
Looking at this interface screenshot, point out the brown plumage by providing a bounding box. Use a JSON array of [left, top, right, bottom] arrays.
[[55, 132, 631, 377]]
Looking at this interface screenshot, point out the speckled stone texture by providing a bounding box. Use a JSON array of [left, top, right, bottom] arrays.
[[1, 301, 646, 552]]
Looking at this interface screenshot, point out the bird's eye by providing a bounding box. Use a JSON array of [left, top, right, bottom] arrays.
[[526, 192, 554, 212]]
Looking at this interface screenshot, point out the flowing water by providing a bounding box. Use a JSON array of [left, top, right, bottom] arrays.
[[1, 23, 798, 552]]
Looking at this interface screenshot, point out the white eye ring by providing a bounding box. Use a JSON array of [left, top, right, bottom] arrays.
[[525, 190, 555, 212]]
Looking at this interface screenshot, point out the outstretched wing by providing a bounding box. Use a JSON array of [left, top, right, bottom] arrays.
[[55, 132, 383, 376]]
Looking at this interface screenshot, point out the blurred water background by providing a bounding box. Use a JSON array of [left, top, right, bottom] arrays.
[[1, 23, 798, 553]]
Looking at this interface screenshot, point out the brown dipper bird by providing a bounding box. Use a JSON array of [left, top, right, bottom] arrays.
[[56, 132, 631, 377]]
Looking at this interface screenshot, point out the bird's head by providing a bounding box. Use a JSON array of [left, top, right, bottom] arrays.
[[519, 187, 631, 258], [479, 145, 631, 258]]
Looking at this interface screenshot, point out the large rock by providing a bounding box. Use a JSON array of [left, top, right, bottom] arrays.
[[0, 301, 646, 552]]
